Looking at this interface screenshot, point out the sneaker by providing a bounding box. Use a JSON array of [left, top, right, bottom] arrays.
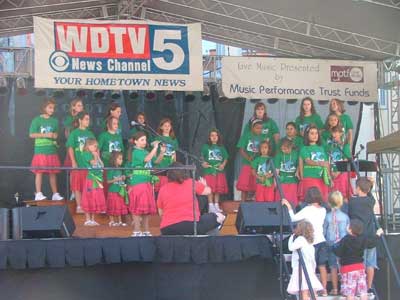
[[118, 222, 127, 227], [84, 220, 93, 226], [109, 221, 117, 227], [208, 203, 216, 213], [35, 192, 47, 201], [142, 231, 152, 236], [91, 221, 100, 226], [215, 212, 226, 225], [131, 231, 143, 237], [76, 206, 84, 214], [214, 203, 223, 213], [52, 193, 64, 201]]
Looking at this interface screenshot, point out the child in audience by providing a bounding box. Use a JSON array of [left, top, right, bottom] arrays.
[[333, 219, 383, 300], [348, 177, 378, 293], [323, 191, 350, 295], [282, 187, 329, 296], [287, 220, 324, 300]]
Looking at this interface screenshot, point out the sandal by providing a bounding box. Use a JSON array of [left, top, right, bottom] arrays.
[[329, 289, 338, 296], [318, 289, 328, 297]]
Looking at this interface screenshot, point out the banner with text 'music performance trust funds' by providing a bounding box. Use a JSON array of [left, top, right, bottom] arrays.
[[34, 17, 203, 91], [222, 57, 378, 102]]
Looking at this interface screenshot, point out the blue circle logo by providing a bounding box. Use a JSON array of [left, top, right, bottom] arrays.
[[49, 51, 70, 72]]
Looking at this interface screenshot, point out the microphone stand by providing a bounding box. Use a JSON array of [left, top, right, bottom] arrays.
[[334, 144, 400, 289], [267, 158, 317, 300]]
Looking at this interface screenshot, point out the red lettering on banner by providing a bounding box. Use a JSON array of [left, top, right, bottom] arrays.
[[54, 22, 150, 59]]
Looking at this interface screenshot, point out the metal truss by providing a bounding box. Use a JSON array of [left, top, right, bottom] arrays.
[[0, 3, 119, 36], [132, 6, 364, 59], [0, 47, 34, 76], [156, 0, 400, 58], [356, 0, 400, 10]]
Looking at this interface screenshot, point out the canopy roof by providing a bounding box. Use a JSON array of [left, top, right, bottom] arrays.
[[0, 0, 400, 60], [367, 130, 400, 153]]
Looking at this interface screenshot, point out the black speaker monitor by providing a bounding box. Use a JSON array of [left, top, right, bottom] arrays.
[[235, 202, 291, 234], [12, 205, 75, 239]]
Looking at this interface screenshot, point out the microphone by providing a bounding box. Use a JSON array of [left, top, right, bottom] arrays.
[[131, 121, 145, 127]]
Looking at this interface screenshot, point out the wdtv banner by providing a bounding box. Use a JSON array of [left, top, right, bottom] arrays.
[[222, 57, 378, 102], [34, 17, 203, 91]]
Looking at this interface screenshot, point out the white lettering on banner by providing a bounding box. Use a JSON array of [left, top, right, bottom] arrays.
[[33, 17, 203, 91], [221, 57, 378, 102], [57, 26, 87, 52]]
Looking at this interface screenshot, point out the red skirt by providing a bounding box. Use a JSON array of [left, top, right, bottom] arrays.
[[255, 184, 275, 202], [71, 170, 88, 192], [128, 183, 156, 215], [299, 178, 329, 202], [276, 183, 299, 207], [154, 175, 169, 192], [236, 165, 256, 192], [331, 173, 353, 199], [204, 173, 228, 194], [81, 179, 107, 214], [107, 192, 128, 216], [31, 154, 61, 174]]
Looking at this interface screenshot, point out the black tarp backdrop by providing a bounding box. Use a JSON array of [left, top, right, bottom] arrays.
[[0, 81, 245, 207]]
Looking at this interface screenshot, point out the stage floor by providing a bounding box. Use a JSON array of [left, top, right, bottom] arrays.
[[25, 199, 241, 238]]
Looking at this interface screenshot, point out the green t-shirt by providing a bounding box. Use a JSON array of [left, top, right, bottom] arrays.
[[300, 144, 328, 178], [295, 114, 324, 135], [321, 130, 332, 144], [66, 128, 95, 167], [339, 114, 354, 134], [126, 148, 152, 186], [107, 169, 126, 193], [278, 136, 303, 151], [201, 144, 229, 175], [81, 151, 103, 183], [274, 150, 299, 184], [237, 131, 264, 165], [98, 131, 124, 166], [29, 115, 59, 155], [251, 155, 273, 186], [325, 142, 351, 172], [63, 115, 74, 132], [101, 118, 122, 136], [243, 118, 279, 139], [154, 136, 179, 168]]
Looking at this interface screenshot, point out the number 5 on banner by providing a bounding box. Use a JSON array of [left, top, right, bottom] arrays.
[[153, 30, 185, 71]]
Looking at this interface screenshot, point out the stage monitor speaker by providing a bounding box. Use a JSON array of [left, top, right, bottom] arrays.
[[12, 205, 75, 239], [235, 202, 291, 234], [0, 208, 9, 240]]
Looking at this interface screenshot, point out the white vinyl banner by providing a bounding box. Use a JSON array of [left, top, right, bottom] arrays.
[[34, 17, 203, 91], [222, 57, 378, 102]]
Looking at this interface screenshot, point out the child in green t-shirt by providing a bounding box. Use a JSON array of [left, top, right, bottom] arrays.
[[295, 97, 324, 136], [299, 124, 331, 202], [274, 138, 299, 206], [29, 98, 63, 201], [236, 119, 264, 201], [106, 151, 128, 227], [329, 98, 354, 148], [80, 138, 106, 226], [251, 140, 275, 202], [201, 129, 229, 213]]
